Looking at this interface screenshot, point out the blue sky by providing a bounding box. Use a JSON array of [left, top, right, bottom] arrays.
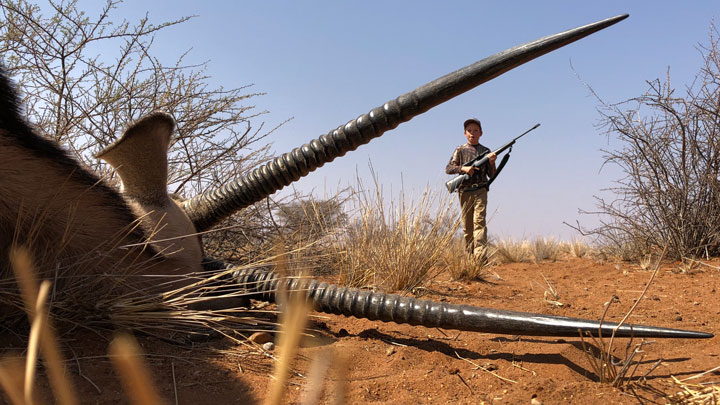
[[111, 1, 718, 240]]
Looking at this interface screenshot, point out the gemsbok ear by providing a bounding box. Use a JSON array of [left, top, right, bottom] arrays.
[[97, 113, 204, 269], [96, 113, 175, 204]]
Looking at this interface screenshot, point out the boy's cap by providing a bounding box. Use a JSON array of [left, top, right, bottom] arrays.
[[463, 118, 482, 131]]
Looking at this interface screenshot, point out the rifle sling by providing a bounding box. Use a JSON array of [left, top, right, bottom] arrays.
[[487, 151, 511, 188], [462, 151, 511, 192]]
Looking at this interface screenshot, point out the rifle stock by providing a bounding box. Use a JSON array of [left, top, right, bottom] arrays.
[[445, 123, 540, 193]]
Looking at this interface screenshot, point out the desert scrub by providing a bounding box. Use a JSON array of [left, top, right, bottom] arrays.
[[531, 237, 562, 263], [331, 175, 459, 292], [493, 238, 532, 264], [443, 238, 489, 281], [563, 238, 591, 258]]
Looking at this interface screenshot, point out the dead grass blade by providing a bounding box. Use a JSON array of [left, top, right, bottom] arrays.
[[24, 281, 50, 404], [330, 352, 349, 405], [455, 351, 517, 384], [0, 357, 26, 405], [10, 246, 77, 405], [301, 350, 333, 405], [266, 276, 311, 405], [680, 365, 720, 382], [109, 334, 165, 405]]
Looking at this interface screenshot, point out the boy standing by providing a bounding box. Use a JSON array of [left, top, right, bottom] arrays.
[[445, 118, 496, 262]]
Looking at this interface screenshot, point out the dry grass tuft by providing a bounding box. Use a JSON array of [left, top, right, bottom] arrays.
[[580, 248, 665, 388], [332, 175, 459, 292], [493, 238, 532, 264], [564, 238, 591, 258], [533, 273, 564, 307], [665, 370, 720, 404], [444, 238, 489, 281], [531, 237, 562, 263]]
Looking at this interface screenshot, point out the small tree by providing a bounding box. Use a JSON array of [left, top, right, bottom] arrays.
[[276, 199, 348, 239], [580, 23, 720, 260]]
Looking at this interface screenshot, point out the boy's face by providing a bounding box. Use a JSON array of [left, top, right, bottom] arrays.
[[464, 123, 482, 145]]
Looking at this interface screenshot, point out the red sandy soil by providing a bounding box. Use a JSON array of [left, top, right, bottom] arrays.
[[3, 257, 719, 404]]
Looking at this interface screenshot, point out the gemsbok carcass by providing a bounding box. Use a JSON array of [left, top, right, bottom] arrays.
[[0, 14, 713, 339]]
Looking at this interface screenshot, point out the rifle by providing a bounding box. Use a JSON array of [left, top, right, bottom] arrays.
[[445, 123, 540, 193]]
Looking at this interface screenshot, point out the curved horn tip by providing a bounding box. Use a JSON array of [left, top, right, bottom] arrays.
[[596, 326, 714, 339]]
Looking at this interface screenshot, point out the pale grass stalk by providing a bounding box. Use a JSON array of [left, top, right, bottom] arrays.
[[679, 364, 720, 382], [10, 247, 77, 405], [301, 350, 333, 405], [25, 281, 51, 404], [580, 247, 667, 388], [606, 247, 666, 361], [0, 358, 25, 405], [330, 352, 349, 405], [109, 334, 165, 405], [266, 285, 311, 405]]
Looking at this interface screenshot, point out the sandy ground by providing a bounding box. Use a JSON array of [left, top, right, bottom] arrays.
[[3, 257, 719, 404]]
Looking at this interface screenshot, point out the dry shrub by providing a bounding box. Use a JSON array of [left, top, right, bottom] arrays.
[[531, 237, 562, 263], [269, 193, 350, 277], [332, 175, 459, 292], [580, 296, 660, 389], [587, 239, 648, 264], [564, 238, 591, 258], [581, 331, 658, 388], [492, 238, 532, 264], [576, 22, 720, 260], [580, 251, 664, 389], [665, 373, 720, 404], [444, 238, 489, 281]]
